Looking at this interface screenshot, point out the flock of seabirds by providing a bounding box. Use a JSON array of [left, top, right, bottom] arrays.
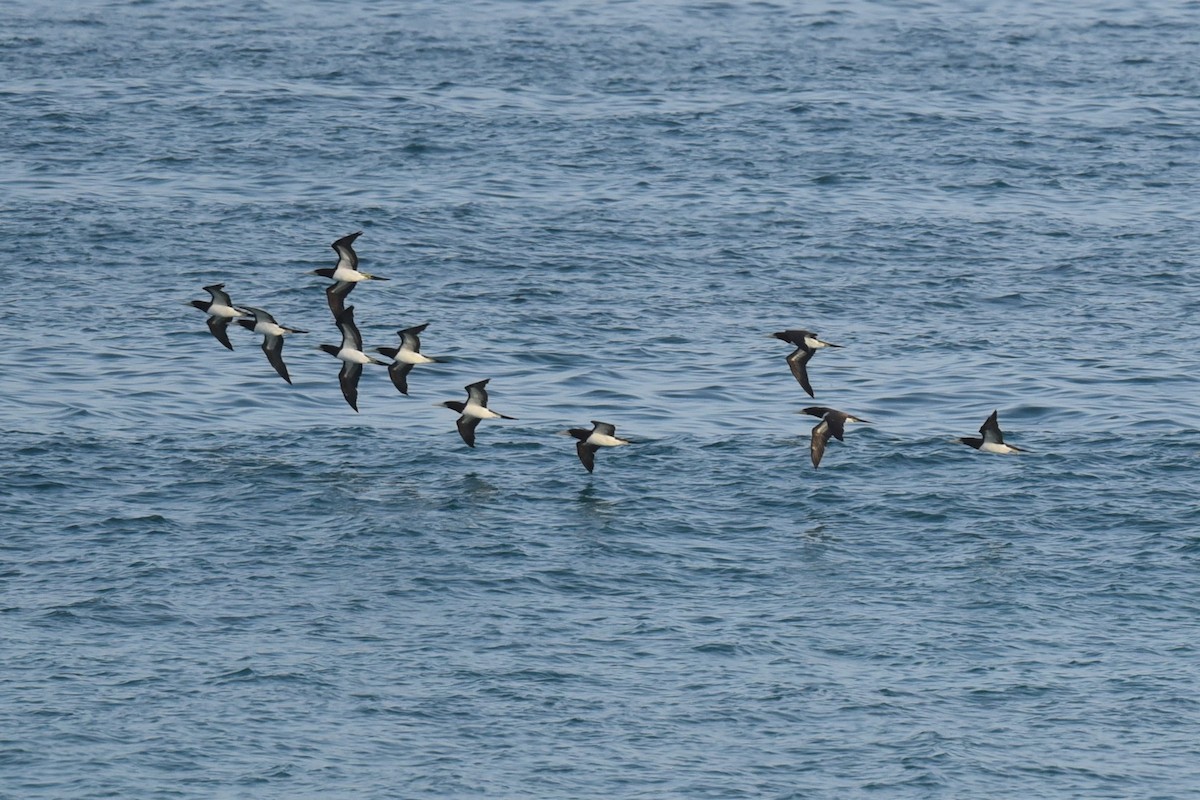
[[189, 231, 1025, 472]]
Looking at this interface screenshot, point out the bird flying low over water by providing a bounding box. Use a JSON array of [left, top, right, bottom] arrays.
[[565, 421, 631, 473], [800, 406, 870, 469], [959, 410, 1025, 454], [438, 379, 516, 448], [318, 305, 387, 412], [308, 231, 388, 317], [770, 329, 842, 398], [188, 283, 249, 350], [237, 306, 307, 384], [375, 323, 436, 395]]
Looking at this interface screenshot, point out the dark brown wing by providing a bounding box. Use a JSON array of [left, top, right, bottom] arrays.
[[399, 322, 429, 352], [388, 362, 414, 395], [456, 415, 480, 447], [772, 329, 813, 347], [785, 347, 815, 398], [204, 284, 234, 306], [464, 379, 490, 407], [810, 419, 833, 468], [576, 441, 598, 473], [336, 306, 363, 352], [331, 231, 362, 270], [338, 361, 362, 411], [206, 316, 234, 350], [261, 335, 292, 384], [980, 410, 1004, 445]]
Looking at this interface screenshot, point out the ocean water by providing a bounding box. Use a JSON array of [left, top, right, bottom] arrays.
[[3, 0, 1200, 797]]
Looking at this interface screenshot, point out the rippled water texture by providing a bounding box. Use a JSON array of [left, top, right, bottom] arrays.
[[2, 1, 1199, 797]]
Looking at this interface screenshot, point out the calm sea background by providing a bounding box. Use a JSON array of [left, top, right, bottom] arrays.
[[3, 0, 1200, 797]]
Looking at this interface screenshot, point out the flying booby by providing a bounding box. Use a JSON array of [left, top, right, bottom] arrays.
[[188, 283, 249, 350], [236, 306, 307, 384], [959, 410, 1025, 454], [308, 231, 388, 317], [375, 323, 436, 395], [438, 379, 516, 448], [770, 329, 842, 398], [800, 406, 870, 468], [318, 305, 387, 411], [565, 421, 631, 473]]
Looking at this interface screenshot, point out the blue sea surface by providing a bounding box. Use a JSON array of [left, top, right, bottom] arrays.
[[3, 1, 1200, 797]]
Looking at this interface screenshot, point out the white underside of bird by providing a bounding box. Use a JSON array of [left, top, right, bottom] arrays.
[[586, 431, 630, 448], [337, 347, 382, 365], [330, 266, 374, 283], [251, 319, 287, 337], [392, 348, 435, 365], [462, 401, 504, 419], [208, 302, 245, 319]]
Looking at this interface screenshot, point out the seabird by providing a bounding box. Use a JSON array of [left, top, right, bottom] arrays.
[[959, 410, 1025, 454], [236, 306, 307, 384], [308, 231, 389, 317], [438, 379, 516, 448], [800, 406, 870, 468], [375, 323, 436, 395], [187, 283, 249, 350], [565, 421, 631, 473], [317, 305, 387, 411], [770, 329, 842, 398]]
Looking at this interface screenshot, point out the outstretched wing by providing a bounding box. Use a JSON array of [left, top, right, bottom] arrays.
[[591, 421, 617, 437], [773, 329, 812, 347], [465, 379, 490, 407], [331, 231, 362, 271], [388, 362, 414, 395], [576, 441, 598, 473], [239, 306, 276, 325], [337, 306, 363, 352], [456, 415, 481, 447], [785, 347, 815, 398], [399, 322, 429, 352], [338, 361, 362, 411], [206, 316, 234, 350], [204, 284, 233, 306], [261, 335, 291, 384], [810, 419, 833, 468], [980, 410, 1004, 445]]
